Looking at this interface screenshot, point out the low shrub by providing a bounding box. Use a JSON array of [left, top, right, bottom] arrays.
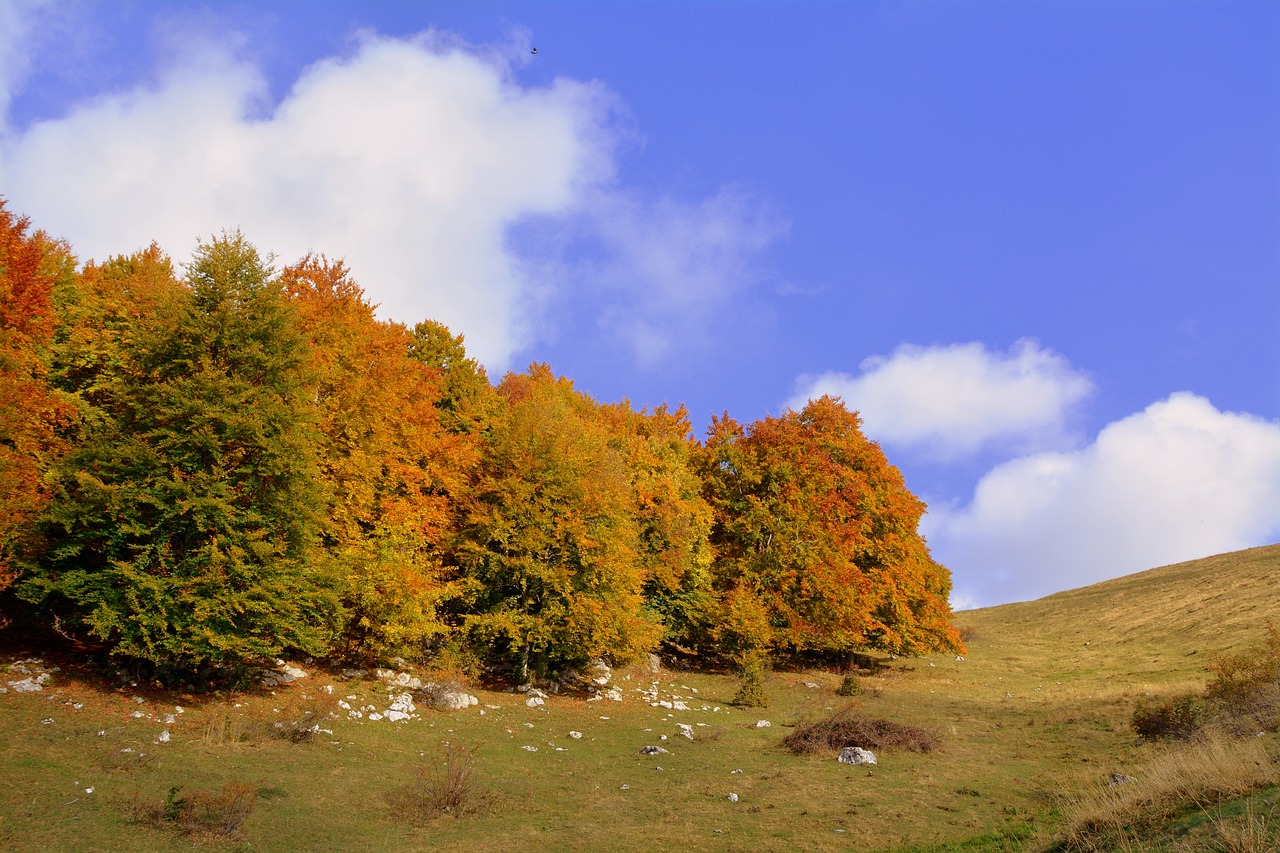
[[390, 742, 492, 822], [128, 782, 258, 838], [731, 655, 768, 708], [1131, 694, 1204, 741], [835, 673, 862, 696], [782, 705, 940, 756]]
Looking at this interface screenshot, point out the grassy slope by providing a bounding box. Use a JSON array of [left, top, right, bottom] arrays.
[[1, 544, 1277, 852]]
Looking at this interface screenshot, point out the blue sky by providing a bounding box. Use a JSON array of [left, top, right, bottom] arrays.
[[2, 1, 1278, 607]]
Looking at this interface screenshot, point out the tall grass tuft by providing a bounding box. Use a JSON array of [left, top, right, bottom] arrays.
[[1056, 735, 1279, 852]]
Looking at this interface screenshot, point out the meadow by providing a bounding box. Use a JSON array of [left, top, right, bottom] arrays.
[[2, 543, 1278, 852]]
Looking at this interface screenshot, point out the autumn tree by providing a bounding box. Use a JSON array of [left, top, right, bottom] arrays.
[[699, 396, 962, 665], [599, 401, 716, 651], [458, 365, 660, 682], [281, 256, 477, 662], [22, 233, 337, 670], [0, 202, 75, 611]]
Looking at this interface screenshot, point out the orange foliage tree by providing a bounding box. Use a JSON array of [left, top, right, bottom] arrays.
[[599, 401, 716, 650], [458, 365, 661, 682], [281, 256, 478, 661], [0, 203, 75, 606], [699, 395, 962, 662]]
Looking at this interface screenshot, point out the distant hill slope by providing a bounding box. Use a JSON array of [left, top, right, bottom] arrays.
[[956, 543, 1280, 689]]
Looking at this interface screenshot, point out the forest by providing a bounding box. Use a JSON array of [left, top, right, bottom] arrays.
[[0, 201, 962, 686]]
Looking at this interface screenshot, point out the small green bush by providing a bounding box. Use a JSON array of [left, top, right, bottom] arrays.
[[731, 655, 768, 708], [836, 673, 862, 696]]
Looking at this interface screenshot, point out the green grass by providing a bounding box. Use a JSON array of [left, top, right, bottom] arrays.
[[2, 543, 1278, 851]]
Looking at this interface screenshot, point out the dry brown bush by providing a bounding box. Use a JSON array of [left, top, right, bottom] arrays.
[[390, 742, 492, 822], [128, 782, 257, 838], [782, 705, 940, 755]]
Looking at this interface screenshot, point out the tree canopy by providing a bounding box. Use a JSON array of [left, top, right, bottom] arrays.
[[0, 203, 962, 680]]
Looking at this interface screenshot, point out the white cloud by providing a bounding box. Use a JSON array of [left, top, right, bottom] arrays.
[[1, 29, 615, 368], [0, 0, 50, 121], [927, 392, 1280, 606], [789, 339, 1093, 458], [0, 14, 782, 374]]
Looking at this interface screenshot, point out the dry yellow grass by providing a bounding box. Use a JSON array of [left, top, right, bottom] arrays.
[[1056, 734, 1279, 851]]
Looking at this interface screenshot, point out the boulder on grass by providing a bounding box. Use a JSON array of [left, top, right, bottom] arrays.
[[838, 746, 877, 766]]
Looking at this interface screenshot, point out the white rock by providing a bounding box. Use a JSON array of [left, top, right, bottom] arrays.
[[605, 687, 624, 702], [373, 668, 396, 680], [754, 720, 772, 729], [525, 696, 545, 708], [385, 710, 410, 722], [638, 745, 670, 755], [521, 745, 538, 752], [368, 712, 384, 721], [157, 731, 170, 743], [676, 723, 694, 740], [341, 668, 368, 678], [7, 675, 48, 693], [672, 700, 689, 711], [803, 682, 820, 688], [320, 685, 334, 694], [838, 746, 877, 765], [728, 792, 739, 802], [568, 731, 583, 739]]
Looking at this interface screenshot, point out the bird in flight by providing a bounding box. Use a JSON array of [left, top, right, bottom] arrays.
[[531, 47, 538, 55]]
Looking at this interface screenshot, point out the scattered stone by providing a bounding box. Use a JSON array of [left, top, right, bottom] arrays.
[[803, 682, 820, 689], [646, 653, 662, 674], [639, 745, 670, 755], [7, 674, 49, 693], [157, 730, 170, 743], [731, 769, 743, 774], [837, 746, 877, 766], [341, 668, 368, 678], [604, 687, 624, 702], [40, 717, 53, 725], [955, 656, 965, 662], [620, 784, 630, 790], [521, 745, 538, 752], [676, 723, 694, 740], [727, 793, 739, 802], [1109, 773, 1135, 787], [525, 696, 545, 708], [387, 672, 422, 690], [319, 685, 334, 694], [587, 659, 612, 686], [568, 731, 583, 739], [754, 720, 772, 729], [368, 712, 384, 721]]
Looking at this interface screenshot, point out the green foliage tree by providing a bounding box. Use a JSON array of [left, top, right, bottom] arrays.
[[407, 319, 501, 436], [458, 365, 660, 682], [699, 395, 962, 663], [22, 232, 337, 669]]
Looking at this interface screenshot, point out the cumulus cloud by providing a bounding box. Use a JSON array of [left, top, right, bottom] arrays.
[[0, 15, 781, 372], [927, 392, 1280, 606], [789, 339, 1094, 458], [1, 29, 612, 368]]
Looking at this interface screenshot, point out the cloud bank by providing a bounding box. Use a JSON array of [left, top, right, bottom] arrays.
[[0, 12, 779, 372], [790, 339, 1093, 457], [928, 392, 1280, 607]]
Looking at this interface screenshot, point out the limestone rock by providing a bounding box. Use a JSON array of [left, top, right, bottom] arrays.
[[754, 720, 772, 729], [587, 659, 612, 686], [639, 745, 670, 755], [838, 746, 877, 765]]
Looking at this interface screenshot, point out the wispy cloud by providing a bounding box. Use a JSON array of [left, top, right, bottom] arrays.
[[929, 392, 1280, 606], [789, 339, 1093, 458]]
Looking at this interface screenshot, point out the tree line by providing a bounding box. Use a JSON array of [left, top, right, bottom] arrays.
[[0, 202, 962, 683]]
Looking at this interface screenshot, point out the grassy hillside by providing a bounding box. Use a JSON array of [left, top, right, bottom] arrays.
[[1, 545, 1277, 852]]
